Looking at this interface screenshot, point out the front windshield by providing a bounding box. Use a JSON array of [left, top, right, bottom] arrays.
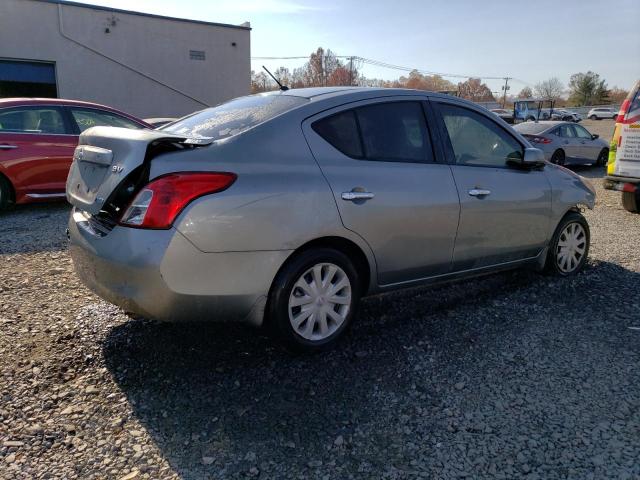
[[161, 94, 308, 140]]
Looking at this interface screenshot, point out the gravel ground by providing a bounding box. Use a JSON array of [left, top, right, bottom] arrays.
[[1, 137, 639, 479]]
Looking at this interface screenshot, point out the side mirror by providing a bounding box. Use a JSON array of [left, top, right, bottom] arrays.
[[521, 147, 546, 168], [591, 134, 599, 140]]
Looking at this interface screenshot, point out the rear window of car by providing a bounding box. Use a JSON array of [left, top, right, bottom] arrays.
[[514, 122, 549, 135], [161, 94, 308, 140]]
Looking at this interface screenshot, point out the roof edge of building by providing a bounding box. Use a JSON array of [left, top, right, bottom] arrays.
[[31, 0, 252, 31]]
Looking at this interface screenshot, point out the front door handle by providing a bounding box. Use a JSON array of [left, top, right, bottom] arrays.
[[341, 191, 375, 201], [468, 188, 491, 197], [0, 144, 18, 150]]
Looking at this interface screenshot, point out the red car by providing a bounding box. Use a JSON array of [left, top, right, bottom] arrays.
[[0, 98, 152, 210]]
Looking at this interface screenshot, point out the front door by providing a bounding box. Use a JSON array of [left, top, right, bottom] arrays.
[[572, 124, 600, 161], [303, 98, 460, 286], [432, 100, 552, 271]]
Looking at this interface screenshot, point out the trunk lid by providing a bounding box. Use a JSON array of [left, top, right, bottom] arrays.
[[66, 126, 209, 214]]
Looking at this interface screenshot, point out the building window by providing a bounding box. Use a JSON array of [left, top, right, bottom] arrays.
[[0, 59, 57, 98], [189, 50, 206, 61]]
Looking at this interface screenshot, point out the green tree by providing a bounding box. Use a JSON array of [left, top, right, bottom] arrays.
[[568, 72, 609, 106]]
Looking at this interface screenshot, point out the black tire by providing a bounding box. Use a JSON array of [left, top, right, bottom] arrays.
[[596, 148, 608, 167], [0, 175, 14, 211], [267, 248, 361, 353], [550, 149, 565, 166], [544, 212, 590, 276], [589, 115, 597, 120], [622, 191, 640, 213]]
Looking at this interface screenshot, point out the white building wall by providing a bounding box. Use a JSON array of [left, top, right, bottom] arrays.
[[0, 0, 251, 118]]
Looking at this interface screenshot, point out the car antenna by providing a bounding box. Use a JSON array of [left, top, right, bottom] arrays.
[[262, 66, 289, 91]]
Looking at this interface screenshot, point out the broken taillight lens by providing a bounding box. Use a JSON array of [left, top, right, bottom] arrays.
[[120, 172, 237, 229]]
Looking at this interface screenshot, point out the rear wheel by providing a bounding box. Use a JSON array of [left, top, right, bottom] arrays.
[[596, 148, 608, 167], [267, 248, 361, 353], [544, 212, 590, 276], [0, 175, 14, 211], [622, 191, 640, 213], [550, 149, 565, 166]]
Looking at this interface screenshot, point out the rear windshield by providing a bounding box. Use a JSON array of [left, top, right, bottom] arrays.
[[514, 122, 549, 134], [161, 94, 307, 140]]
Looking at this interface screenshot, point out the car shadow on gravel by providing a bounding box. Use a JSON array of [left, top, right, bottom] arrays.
[[0, 203, 70, 254], [101, 260, 640, 478]]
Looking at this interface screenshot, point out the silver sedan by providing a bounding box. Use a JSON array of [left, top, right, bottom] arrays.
[[66, 88, 596, 352], [514, 121, 609, 166]]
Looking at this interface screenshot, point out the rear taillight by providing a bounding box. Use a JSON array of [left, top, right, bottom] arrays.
[[528, 135, 552, 144], [616, 99, 630, 122], [120, 172, 237, 229]]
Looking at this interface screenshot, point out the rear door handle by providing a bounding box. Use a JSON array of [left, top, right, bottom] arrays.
[[341, 191, 375, 201], [468, 189, 491, 197], [0, 144, 18, 150]]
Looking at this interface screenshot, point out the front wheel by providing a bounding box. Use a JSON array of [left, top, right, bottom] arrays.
[[267, 248, 361, 353], [589, 115, 597, 120], [596, 148, 608, 167], [544, 212, 590, 276], [622, 191, 640, 213]]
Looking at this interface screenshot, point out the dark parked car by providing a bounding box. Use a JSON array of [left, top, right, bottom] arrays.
[[0, 98, 151, 210]]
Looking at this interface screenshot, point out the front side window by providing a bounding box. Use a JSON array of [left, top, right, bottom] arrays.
[[312, 101, 433, 163], [0, 107, 66, 134], [438, 103, 523, 167], [70, 108, 143, 132], [573, 125, 593, 139]]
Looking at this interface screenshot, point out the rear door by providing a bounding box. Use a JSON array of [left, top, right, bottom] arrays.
[[431, 99, 551, 270], [557, 123, 580, 162], [0, 106, 77, 199], [303, 97, 460, 286]]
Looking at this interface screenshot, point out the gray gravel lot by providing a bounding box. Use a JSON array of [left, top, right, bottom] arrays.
[[1, 125, 639, 479]]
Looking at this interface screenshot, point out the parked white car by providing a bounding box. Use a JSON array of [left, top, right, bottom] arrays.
[[588, 107, 617, 120]]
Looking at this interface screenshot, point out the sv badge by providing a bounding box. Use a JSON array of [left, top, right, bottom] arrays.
[[112, 165, 124, 173]]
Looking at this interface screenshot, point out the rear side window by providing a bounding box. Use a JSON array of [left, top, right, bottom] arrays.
[[0, 107, 67, 134], [163, 94, 308, 140], [312, 101, 433, 163], [70, 108, 143, 132], [312, 110, 362, 158], [558, 124, 575, 138]]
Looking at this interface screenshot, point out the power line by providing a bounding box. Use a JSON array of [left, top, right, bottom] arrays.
[[251, 54, 524, 83]]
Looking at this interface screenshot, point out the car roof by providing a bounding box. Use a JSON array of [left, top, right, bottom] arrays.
[[0, 97, 131, 111], [268, 86, 456, 101]]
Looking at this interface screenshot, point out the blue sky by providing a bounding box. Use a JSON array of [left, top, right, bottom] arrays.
[[76, 0, 640, 94]]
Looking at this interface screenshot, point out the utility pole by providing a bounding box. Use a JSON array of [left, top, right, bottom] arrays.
[[501, 77, 511, 108], [349, 56, 353, 86]]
